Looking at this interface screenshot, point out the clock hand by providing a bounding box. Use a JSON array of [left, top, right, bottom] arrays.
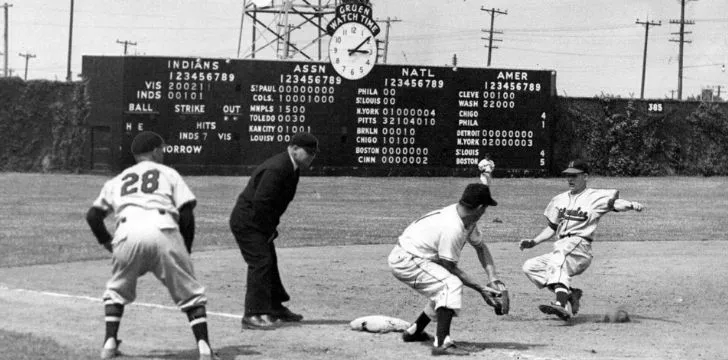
[[349, 49, 370, 54], [348, 36, 372, 55]]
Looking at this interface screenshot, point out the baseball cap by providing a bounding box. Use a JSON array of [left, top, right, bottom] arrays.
[[562, 159, 589, 174], [459, 183, 498, 208], [290, 132, 320, 155], [131, 131, 164, 155]]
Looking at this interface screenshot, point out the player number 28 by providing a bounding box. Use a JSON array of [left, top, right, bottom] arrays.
[[121, 170, 160, 196]]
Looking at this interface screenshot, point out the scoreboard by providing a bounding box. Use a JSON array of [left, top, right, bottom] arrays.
[[84, 56, 556, 175]]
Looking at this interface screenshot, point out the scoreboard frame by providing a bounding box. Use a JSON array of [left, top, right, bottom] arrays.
[[81, 56, 557, 176]]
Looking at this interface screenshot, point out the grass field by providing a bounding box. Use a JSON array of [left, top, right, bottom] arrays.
[[2, 173, 726, 269], [1, 173, 727, 359]]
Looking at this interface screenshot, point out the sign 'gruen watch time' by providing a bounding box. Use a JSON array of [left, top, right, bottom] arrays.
[[326, 3, 381, 80]]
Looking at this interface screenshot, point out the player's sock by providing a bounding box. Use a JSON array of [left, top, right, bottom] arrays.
[[187, 306, 211, 354], [103, 302, 124, 347], [554, 285, 569, 307], [435, 307, 455, 347], [406, 312, 431, 335]]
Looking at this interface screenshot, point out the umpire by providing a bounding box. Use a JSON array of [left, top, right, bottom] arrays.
[[229, 132, 319, 330]]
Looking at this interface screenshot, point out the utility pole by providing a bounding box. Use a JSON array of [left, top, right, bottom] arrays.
[[116, 39, 137, 55], [18, 52, 35, 80], [636, 18, 661, 99], [374, 17, 401, 64], [237, 0, 245, 58], [375, 39, 384, 64], [2, 3, 12, 78], [66, 0, 74, 81], [480, 7, 507, 67], [669, 0, 696, 100]]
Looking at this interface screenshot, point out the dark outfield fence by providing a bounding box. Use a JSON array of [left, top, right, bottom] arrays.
[[0, 77, 89, 173], [1, 60, 727, 176]]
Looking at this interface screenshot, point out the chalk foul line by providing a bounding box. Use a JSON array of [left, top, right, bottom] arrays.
[[0, 284, 242, 320]]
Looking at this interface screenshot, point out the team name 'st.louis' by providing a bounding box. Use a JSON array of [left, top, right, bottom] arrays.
[[557, 207, 588, 221]]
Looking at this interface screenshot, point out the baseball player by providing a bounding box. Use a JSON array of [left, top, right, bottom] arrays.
[[85, 131, 218, 360], [477, 157, 495, 185], [388, 183, 507, 356], [519, 159, 644, 321]]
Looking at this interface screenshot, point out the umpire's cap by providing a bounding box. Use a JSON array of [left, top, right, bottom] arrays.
[[289, 132, 320, 155], [562, 159, 589, 174], [131, 131, 164, 155], [459, 183, 498, 208]]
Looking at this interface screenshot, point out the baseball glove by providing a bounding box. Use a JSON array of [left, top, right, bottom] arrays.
[[486, 280, 509, 315]]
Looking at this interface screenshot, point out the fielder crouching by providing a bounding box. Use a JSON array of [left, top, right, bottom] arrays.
[[388, 183, 508, 356]]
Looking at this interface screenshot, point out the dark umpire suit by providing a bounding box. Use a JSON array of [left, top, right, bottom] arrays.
[[229, 132, 319, 330]]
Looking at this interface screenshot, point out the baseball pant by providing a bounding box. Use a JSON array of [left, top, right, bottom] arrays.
[[103, 218, 206, 311], [522, 236, 593, 289], [388, 245, 463, 319], [232, 228, 290, 316]]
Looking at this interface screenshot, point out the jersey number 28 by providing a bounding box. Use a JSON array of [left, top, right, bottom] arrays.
[[121, 170, 160, 196]]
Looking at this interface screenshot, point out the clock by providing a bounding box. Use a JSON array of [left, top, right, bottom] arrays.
[[328, 22, 377, 80]]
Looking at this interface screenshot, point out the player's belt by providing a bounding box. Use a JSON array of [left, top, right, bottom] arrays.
[[559, 233, 593, 243], [119, 209, 167, 224]]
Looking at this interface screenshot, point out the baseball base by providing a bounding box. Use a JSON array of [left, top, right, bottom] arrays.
[[350, 315, 410, 333]]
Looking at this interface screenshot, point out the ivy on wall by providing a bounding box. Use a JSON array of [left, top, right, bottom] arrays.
[[0, 78, 89, 173], [556, 97, 728, 176], [1, 77, 726, 176]]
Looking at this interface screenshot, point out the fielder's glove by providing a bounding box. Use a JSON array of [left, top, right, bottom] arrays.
[[486, 280, 509, 315]]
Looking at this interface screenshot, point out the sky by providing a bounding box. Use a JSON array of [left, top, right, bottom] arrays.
[[6, 0, 728, 99]]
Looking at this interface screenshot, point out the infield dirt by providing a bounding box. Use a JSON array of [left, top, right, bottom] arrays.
[[1, 240, 726, 360]]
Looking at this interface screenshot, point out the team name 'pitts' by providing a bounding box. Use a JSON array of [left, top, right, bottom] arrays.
[[557, 207, 588, 222]]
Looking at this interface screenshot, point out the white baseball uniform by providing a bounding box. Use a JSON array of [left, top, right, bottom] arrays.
[[91, 160, 206, 311], [477, 158, 494, 185], [388, 204, 483, 319], [523, 188, 619, 289]]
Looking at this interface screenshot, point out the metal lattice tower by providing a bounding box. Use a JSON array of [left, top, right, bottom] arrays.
[[240, 0, 345, 61]]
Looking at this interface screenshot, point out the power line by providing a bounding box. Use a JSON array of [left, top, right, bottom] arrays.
[[480, 7, 507, 67], [2, 3, 11, 78], [18, 52, 35, 80], [636, 18, 661, 99], [374, 17, 401, 64], [66, 0, 74, 82], [497, 45, 637, 58], [116, 39, 137, 55], [669, 0, 697, 100]]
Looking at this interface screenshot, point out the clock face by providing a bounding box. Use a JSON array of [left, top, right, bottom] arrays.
[[328, 23, 377, 80]]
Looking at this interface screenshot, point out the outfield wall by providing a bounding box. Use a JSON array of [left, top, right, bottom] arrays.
[[1, 62, 726, 176], [80, 56, 557, 177]]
